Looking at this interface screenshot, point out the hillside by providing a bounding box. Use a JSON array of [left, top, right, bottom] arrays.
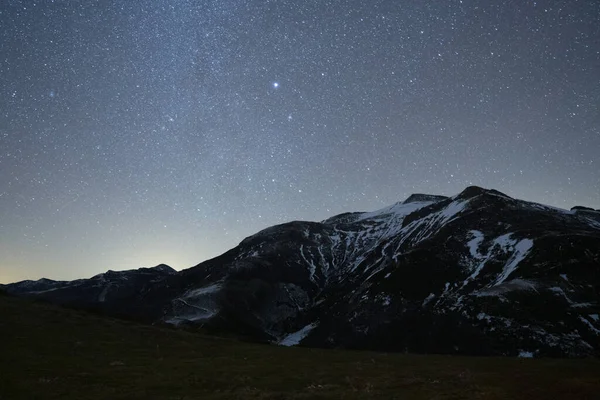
[[1, 294, 600, 400]]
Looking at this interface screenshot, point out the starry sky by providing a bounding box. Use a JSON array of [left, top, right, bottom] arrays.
[[1, 0, 599, 283]]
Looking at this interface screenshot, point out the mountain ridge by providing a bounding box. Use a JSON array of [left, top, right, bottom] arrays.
[[3, 186, 599, 357]]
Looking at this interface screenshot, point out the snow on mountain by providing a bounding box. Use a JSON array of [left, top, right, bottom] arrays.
[[278, 323, 319, 346], [4, 186, 600, 357], [165, 283, 222, 325]]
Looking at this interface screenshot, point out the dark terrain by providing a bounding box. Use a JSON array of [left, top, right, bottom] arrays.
[[1, 293, 600, 400]]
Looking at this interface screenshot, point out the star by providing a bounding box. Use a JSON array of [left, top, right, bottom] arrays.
[[0, 0, 598, 282]]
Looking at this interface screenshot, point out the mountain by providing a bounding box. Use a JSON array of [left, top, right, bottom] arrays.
[[1, 264, 177, 320], [4, 186, 600, 357]]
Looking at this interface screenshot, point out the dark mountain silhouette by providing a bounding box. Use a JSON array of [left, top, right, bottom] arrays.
[[4, 186, 599, 357]]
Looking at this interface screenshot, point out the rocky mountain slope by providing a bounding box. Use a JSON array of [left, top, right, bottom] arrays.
[[4, 186, 600, 357]]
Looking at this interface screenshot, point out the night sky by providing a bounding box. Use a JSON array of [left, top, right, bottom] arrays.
[[1, 1, 599, 283]]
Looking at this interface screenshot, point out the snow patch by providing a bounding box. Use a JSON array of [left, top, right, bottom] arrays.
[[165, 310, 216, 325], [299, 245, 317, 282], [518, 351, 534, 358], [571, 302, 593, 308], [184, 283, 222, 297], [466, 230, 484, 258], [547, 288, 592, 308], [165, 283, 223, 325], [495, 238, 534, 284], [473, 279, 537, 297], [464, 233, 530, 286], [584, 217, 600, 230], [438, 199, 469, 225], [443, 282, 450, 293], [357, 201, 433, 221], [590, 314, 599, 322], [316, 245, 331, 280], [559, 274, 569, 282], [278, 323, 318, 346], [477, 312, 492, 322], [422, 293, 435, 306], [548, 286, 575, 305], [98, 285, 110, 302], [579, 316, 600, 335], [494, 233, 515, 250]]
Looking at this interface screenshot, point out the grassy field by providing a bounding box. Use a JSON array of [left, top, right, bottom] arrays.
[[1, 294, 599, 399]]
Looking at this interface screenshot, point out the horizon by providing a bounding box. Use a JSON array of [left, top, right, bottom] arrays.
[[2, 1, 598, 285], [2, 185, 597, 284]]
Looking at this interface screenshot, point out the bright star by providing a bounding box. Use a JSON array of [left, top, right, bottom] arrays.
[[273, 82, 279, 88]]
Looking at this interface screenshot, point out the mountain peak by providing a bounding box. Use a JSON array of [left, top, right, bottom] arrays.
[[152, 264, 176, 274], [456, 186, 511, 200], [403, 193, 448, 204]]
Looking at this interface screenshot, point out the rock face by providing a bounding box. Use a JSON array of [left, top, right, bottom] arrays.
[[4, 187, 600, 357]]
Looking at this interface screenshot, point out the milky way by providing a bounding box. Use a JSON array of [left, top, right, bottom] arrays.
[[1, 1, 599, 282]]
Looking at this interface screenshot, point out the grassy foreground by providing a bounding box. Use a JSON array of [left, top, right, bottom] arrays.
[[1, 295, 599, 399]]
